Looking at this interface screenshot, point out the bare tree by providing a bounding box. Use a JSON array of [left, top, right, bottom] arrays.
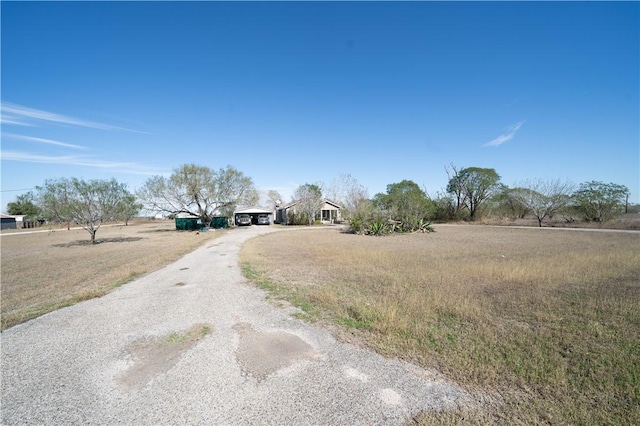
[[294, 183, 324, 225], [137, 164, 258, 223], [510, 179, 575, 227], [444, 164, 465, 216], [325, 173, 369, 218], [266, 190, 283, 209]]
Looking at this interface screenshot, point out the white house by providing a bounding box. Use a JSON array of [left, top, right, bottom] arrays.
[[275, 199, 342, 225]]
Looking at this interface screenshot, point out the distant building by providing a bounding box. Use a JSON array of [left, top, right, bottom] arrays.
[[0, 214, 17, 230], [11, 215, 27, 228]]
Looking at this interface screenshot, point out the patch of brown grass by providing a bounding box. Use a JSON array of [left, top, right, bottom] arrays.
[[240, 225, 640, 424], [1, 221, 224, 330]]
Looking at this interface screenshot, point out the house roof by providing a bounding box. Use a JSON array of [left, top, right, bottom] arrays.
[[279, 201, 298, 209], [279, 199, 342, 210], [322, 199, 342, 209], [234, 208, 272, 214]]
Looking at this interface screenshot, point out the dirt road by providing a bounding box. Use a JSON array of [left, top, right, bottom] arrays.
[[1, 225, 470, 425]]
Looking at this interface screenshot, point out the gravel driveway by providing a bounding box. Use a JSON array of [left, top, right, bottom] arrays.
[[1, 225, 471, 425]]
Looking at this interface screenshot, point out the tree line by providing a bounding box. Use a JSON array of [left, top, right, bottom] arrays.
[[347, 166, 632, 235], [8, 177, 142, 243], [7, 163, 633, 242]]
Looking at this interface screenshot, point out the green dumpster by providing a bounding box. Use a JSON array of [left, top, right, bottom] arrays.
[[175, 217, 201, 230], [210, 216, 228, 229]]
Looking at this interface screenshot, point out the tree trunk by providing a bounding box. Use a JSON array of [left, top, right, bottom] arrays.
[[90, 229, 97, 244], [625, 193, 629, 214]]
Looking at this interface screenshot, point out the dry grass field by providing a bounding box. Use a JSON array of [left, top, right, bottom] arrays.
[[240, 225, 640, 424], [1, 221, 222, 330]]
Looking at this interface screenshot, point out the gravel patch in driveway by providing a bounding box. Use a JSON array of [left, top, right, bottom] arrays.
[[1, 225, 472, 425]]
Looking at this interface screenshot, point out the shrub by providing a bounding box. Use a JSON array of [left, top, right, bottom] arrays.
[[367, 220, 390, 236], [287, 211, 310, 225], [415, 219, 435, 233], [347, 201, 435, 236]]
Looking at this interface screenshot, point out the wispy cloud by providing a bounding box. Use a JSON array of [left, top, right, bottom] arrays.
[[484, 120, 526, 147], [1, 101, 148, 134], [1, 150, 163, 176], [4, 133, 87, 150], [0, 114, 35, 127]]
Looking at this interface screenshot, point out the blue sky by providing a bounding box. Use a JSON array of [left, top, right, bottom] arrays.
[[2, 1, 638, 212]]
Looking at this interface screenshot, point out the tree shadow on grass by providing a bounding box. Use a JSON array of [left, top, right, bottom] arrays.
[[53, 237, 144, 247], [138, 229, 177, 233]]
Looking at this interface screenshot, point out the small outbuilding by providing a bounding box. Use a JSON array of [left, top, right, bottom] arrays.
[[10, 215, 27, 229]]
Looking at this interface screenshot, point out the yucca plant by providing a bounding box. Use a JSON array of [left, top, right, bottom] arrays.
[[367, 220, 390, 236], [416, 218, 435, 233]]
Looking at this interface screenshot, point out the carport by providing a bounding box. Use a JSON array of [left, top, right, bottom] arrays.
[[233, 208, 273, 225], [1, 215, 17, 230]]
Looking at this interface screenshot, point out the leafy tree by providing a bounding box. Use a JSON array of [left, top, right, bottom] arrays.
[[293, 183, 324, 225], [492, 185, 530, 220], [7, 192, 41, 219], [573, 181, 630, 222], [447, 167, 501, 220], [347, 198, 377, 234], [137, 164, 258, 223], [431, 190, 458, 221], [509, 179, 575, 227], [36, 177, 136, 243], [374, 180, 435, 232], [114, 193, 143, 225]]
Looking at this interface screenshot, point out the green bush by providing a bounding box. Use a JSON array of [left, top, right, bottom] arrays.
[[348, 216, 366, 234], [367, 220, 390, 236], [347, 199, 435, 236], [286, 211, 310, 225]]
